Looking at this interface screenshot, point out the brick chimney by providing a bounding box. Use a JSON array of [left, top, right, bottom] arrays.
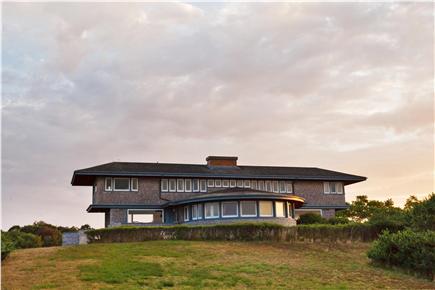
[[206, 156, 238, 167]]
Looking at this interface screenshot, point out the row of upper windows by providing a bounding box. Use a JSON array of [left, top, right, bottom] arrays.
[[324, 182, 344, 194], [161, 178, 294, 193], [104, 177, 138, 191]]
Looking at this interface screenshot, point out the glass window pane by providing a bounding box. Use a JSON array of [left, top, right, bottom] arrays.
[[222, 202, 238, 217], [222, 180, 229, 187], [114, 178, 129, 190], [244, 180, 250, 188], [192, 205, 197, 220], [192, 179, 199, 192], [205, 202, 219, 218], [161, 179, 169, 192], [275, 202, 285, 217], [265, 181, 272, 192], [200, 180, 207, 192], [258, 181, 265, 191], [131, 178, 138, 191], [237, 180, 243, 187], [185, 179, 192, 192], [273, 181, 279, 192], [177, 179, 185, 192], [279, 181, 286, 193], [230, 180, 236, 187], [207, 180, 214, 187], [251, 180, 257, 190], [197, 204, 203, 218], [105, 178, 112, 191], [259, 201, 273, 217], [169, 179, 177, 192], [286, 182, 293, 193], [330, 182, 336, 193], [240, 201, 257, 217]]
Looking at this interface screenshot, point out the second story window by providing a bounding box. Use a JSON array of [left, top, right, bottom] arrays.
[[161, 179, 169, 192], [192, 179, 199, 192], [105, 177, 112, 191], [324, 182, 343, 194], [200, 180, 207, 192], [114, 178, 130, 191], [169, 179, 177, 192], [177, 179, 185, 192], [185, 179, 192, 192], [131, 178, 138, 191]]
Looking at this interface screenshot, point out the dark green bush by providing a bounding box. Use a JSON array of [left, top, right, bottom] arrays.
[[1, 232, 15, 260], [368, 208, 408, 232], [409, 193, 434, 231], [367, 229, 435, 280], [298, 213, 327, 224], [327, 216, 350, 225]]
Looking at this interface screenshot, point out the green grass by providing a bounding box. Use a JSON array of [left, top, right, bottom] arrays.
[[2, 240, 434, 289]]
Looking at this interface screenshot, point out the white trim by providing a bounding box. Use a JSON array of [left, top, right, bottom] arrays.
[[169, 179, 176, 192], [200, 180, 207, 192], [113, 177, 130, 191], [240, 200, 257, 217], [192, 179, 200, 192], [131, 178, 138, 191], [185, 179, 192, 192], [221, 201, 239, 218], [105, 177, 112, 191], [161, 179, 169, 192], [177, 179, 185, 192], [183, 206, 189, 221], [323, 182, 330, 194], [204, 202, 219, 219]]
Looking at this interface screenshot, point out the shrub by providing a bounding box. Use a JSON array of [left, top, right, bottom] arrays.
[[409, 193, 435, 231], [327, 216, 350, 225], [367, 229, 435, 280], [21, 221, 62, 247], [1, 232, 15, 260], [298, 213, 327, 224], [368, 208, 408, 232]]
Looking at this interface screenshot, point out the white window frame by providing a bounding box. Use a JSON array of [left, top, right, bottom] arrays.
[[222, 180, 229, 187], [192, 179, 200, 192], [169, 179, 177, 192], [215, 179, 222, 187], [192, 204, 198, 220], [244, 180, 250, 188], [185, 179, 192, 192], [324, 182, 330, 194], [184, 206, 189, 221], [279, 181, 286, 193], [207, 179, 215, 187], [113, 177, 130, 191], [131, 178, 138, 191], [286, 182, 293, 193], [258, 180, 265, 191], [230, 180, 236, 187], [259, 201, 274, 217], [205, 202, 219, 219], [265, 181, 272, 192], [200, 180, 207, 192], [237, 180, 243, 188], [105, 177, 113, 191], [240, 201, 257, 217], [161, 179, 169, 192], [251, 180, 258, 190], [337, 182, 343, 194], [177, 179, 185, 192], [275, 201, 285, 217], [273, 181, 279, 193], [221, 201, 239, 218]]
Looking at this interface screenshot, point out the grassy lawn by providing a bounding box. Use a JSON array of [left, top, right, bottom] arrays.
[[2, 241, 433, 289]]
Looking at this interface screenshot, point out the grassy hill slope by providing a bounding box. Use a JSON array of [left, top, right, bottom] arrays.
[[2, 241, 433, 289]]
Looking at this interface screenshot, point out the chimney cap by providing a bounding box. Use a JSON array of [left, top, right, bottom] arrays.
[[206, 156, 238, 161]]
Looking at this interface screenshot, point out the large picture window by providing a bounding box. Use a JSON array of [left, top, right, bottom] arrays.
[[205, 202, 219, 219], [222, 201, 238, 218], [113, 178, 130, 191], [259, 201, 273, 217], [240, 201, 257, 217]]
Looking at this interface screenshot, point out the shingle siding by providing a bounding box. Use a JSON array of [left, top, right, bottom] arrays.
[[293, 181, 345, 206]]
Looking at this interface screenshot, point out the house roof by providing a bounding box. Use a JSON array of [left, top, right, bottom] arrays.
[[71, 161, 366, 186]]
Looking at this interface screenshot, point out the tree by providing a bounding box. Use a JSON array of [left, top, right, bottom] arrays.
[[404, 195, 420, 211], [409, 193, 435, 231], [340, 195, 397, 222]]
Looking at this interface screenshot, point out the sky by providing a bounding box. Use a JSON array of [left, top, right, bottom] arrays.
[[2, 2, 434, 229]]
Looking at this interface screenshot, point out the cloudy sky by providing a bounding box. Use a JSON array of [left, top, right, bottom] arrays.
[[2, 2, 433, 229]]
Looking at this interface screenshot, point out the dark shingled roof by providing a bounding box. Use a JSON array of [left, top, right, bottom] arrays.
[[71, 161, 366, 186]]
